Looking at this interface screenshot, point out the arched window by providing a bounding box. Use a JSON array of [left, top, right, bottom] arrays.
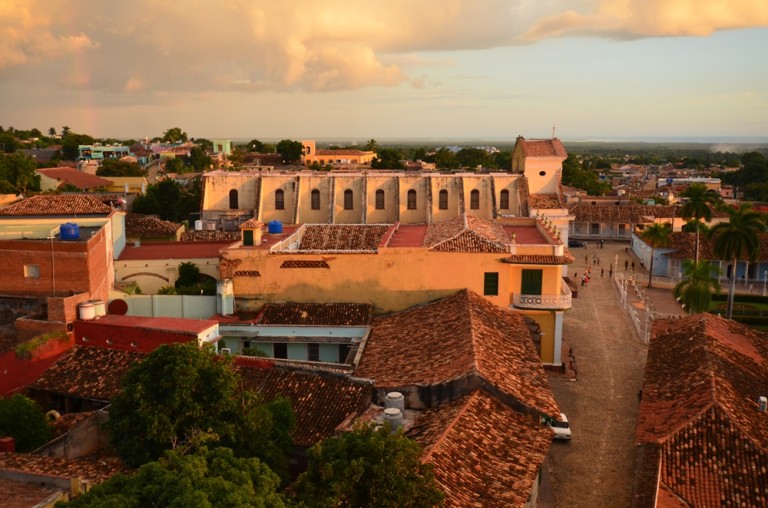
[[275, 189, 285, 210], [375, 189, 385, 210], [311, 189, 320, 210], [500, 189, 510, 210], [229, 189, 239, 209], [407, 189, 417, 210], [470, 189, 480, 210], [344, 189, 354, 210], [439, 189, 448, 210]]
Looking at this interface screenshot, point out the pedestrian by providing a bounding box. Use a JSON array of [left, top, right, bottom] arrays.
[[585, 254, 588, 263], [601, 267, 604, 277], [581, 275, 585, 287], [632, 261, 635, 271], [624, 260, 629, 270], [597, 257, 600, 266]]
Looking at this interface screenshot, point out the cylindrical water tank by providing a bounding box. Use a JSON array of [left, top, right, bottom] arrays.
[[78, 302, 95, 320], [268, 220, 283, 234], [385, 392, 405, 412], [91, 299, 106, 317], [194, 220, 203, 231], [383, 407, 403, 431], [59, 223, 80, 241]]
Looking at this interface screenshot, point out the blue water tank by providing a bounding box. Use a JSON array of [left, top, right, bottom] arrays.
[[268, 220, 283, 234], [59, 223, 80, 241]]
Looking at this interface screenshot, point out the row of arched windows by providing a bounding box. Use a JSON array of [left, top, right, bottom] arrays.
[[228, 188, 511, 211]]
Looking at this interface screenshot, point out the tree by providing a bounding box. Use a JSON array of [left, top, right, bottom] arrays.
[[433, 148, 460, 170], [710, 203, 765, 319], [108, 342, 295, 469], [248, 139, 268, 152], [162, 127, 188, 144], [363, 139, 378, 151], [640, 222, 671, 288], [61, 126, 71, 136], [294, 422, 444, 508], [674, 260, 721, 314], [371, 148, 405, 170], [0, 394, 52, 452], [48, 127, 56, 137], [96, 158, 145, 177], [679, 183, 720, 264], [276, 139, 303, 164], [0, 152, 41, 194], [187, 146, 212, 172], [61, 132, 95, 160], [64, 447, 287, 507], [132, 177, 201, 223], [456, 147, 492, 170]]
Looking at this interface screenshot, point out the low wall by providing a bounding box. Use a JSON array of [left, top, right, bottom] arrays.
[[0, 333, 74, 395]]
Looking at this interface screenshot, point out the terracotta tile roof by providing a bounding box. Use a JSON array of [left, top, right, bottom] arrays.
[[297, 224, 390, 251], [407, 390, 552, 507], [502, 253, 575, 265], [315, 149, 373, 156], [0, 195, 113, 216], [38, 167, 113, 190], [519, 138, 567, 158], [29, 346, 146, 401], [125, 214, 183, 238], [635, 314, 768, 506], [569, 204, 679, 224], [118, 241, 228, 260], [424, 215, 509, 253], [257, 302, 372, 326], [355, 289, 559, 416], [235, 362, 372, 447], [239, 218, 263, 229], [0, 477, 59, 508], [0, 452, 129, 484], [665, 231, 768, 261], [280, 259, 330, 269], [181, 230, 241, 242], [529, 192, 563, 209]]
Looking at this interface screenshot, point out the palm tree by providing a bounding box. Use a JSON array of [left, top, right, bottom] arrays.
[[679, 183, 720, 264], [47, 127, 56, 137], [710, 203, 765, 319], [674, 260, 720, 314], [61, 126, 71, 137], [640, 222, 672, 288]]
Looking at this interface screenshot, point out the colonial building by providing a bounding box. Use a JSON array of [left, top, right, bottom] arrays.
[[300, 140, 375, 167]]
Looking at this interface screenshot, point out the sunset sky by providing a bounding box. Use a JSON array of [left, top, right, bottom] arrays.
[[1, 0, 767, 142]]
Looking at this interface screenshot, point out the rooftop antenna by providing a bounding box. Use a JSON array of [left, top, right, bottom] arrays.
[[552, 124, 557, 139]]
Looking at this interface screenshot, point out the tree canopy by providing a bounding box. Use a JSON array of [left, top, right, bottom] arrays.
[[371, 148, 405, 170], [0, 152, 41, 194], [162, 127, 189, 144], [96, 158, 146, 177], [276, 140, 303, 164], [0, 394, 52, 452], [294, 422, 444, 508], [674, 260, 720, 314], [640, 222, 672, 288], [561, 154, 611, 196], [131, 177, 201, 223]]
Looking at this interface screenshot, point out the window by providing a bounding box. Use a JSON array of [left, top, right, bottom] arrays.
[[500, 189, 510, 210], [275, 189, 285, 210], [483, 272, 499, 296], [229, 189, 239, 209], [439, 189, 448, 210], [344, 189, 354, 210], [521, 269, 543, 295], [24, 264, 40, 279], [339, 344, 351, 363], [539, 171, 547, 176], [308, 343, 320, 362], [375, 189, 385, 210], [274, 343, 287, 359], [470, 189, 480, 210], [407, 189, 417, 210], [311, 189, 320, 210], [591, 223, 600, 235], [243, 230, 254, 246]]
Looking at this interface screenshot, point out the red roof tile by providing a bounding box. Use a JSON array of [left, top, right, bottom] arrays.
[[38, 167, 113, 190], [239, 218, 264, 229], [118, 241, 230, 260], [125, 214, 183, 238], [519, 138, 567, 158], [569, 203, 679, 223], [529, 192, 563, 209], [424, 215, 509, 253], [181, 230, 241, 242], [295, 224, 390, 252], [0, 452, 128, 484], [355, 289, 559, 416], [257, 302, 372, 326], [502, 253, 575, 265], [0, 195, 113, 216], [408, 390, 553, 507]]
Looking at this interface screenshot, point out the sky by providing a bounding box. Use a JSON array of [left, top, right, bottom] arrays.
[[1, 0, 767, 142]]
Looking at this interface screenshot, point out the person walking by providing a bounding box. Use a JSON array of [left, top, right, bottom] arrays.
[[624, 260, 629, 270], [601, 267, 604, 277], [631, 261, 635, 271], [609, 266, 613, 277]]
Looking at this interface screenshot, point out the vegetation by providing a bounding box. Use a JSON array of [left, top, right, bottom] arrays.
[[561, 154, 610, 196], [162, 127, 189, 144], [131, 177, 201, 223], [174, 262, 216, 295], [276, 139, 304, 164], [679, 183, 721, 264], [294, 422, 444, 508], [96, 158, 145, 177], [675, 260, 721, 314], [640, 223, 672, 288], [0, 394, 53, 452], [710, 203, 765, 319], [371, 148, 405, 169], [14, 331, 69, 359], [0, 152, 41, 194], [63, 446, 287, 507], [107, 342, 295, 472]]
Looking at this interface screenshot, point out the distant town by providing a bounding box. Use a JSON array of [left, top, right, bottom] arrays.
[[0, 125, 768, 506]]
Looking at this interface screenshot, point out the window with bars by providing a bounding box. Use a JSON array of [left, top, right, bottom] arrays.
[[407, 189, 417, 210], [483, 272, 499, 296], [311, 189, 320, 210], [275, 189, 285, 210], [439, 189, 448, 210], [470, 189, 480, 210]]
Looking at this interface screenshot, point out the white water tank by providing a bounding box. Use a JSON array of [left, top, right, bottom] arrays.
[[78, 302, 95, 321], [194, 220, 203, 231], [383, 407, 403, 432], [385, 391, 405, 412], [91, 299, 106, 317]]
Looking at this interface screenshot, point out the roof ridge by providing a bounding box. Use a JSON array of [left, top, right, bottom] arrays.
[[420, 390, 481, 462]]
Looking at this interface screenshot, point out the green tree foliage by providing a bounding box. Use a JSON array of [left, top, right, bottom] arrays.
[[640, 223, 672, 288], [0, 132, 18, 153], [363, 139, 378, 151], [192, 138, 213, 152], [679, 183, 720, 263], [61, 133, 96, 160], [456, 147, 493, 169], [371, 148, 405, 169], [187, 146, 212, 172], [48, 127, 56, 137], [173, 262, 215, 295], [0, 152, 41, 194], [276, 140, 303, 164], [294, 422, 444, 508], [108, 343, 295, 471], [721, 152, 768, 194], [96, 158, 145, 177], [162, 127, 188, 144], [132, 177, 201, 223], [432, 148, 460, 170], [674, 260, 721, 314], [561, 154, 610, 195], [0, 394, 52, 452], [248, 139, 269, 152], [63, 447, 287, 507], [710, 203, 765, 319]]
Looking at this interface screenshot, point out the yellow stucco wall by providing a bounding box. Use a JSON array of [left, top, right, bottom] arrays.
[[462, 175, 494, 220], [333, 176, 365, 223], [296, 176, 333, 224], [398, 176, 429, 224], [259, 176, 297, 224], [366, 177, 400, 224], [430, 176, 462, 222], [115, 257, 220, 294]]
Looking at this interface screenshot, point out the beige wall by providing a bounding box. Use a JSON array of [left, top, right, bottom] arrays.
[[296, 175, 333, 224], [366, 177, 400, 224], [430, 176, 462, 222], [115, 256, 220, 294], [333, 176, 366, 223], [462, 175, 494, 220], [259, 175, 297, 224], [398, 176, 429, 224]]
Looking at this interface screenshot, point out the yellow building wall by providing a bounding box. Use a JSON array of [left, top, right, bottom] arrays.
[[366, 176, 399, 224], [429, 176, 462, 222], [296, 176, 333, 224], [203, 172, 260, 212], [508, 264, 563, 300], [334, 176, 366, 223], [524, 310, 557, 364], [259, 176, 297, 224], [493, 175, 522, 216], [462, 175, 494, 220], [398, 176, 429, 224], [115, 257, 219, 294]]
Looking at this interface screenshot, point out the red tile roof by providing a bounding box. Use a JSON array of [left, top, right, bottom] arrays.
[[181, 230, 242, 242], [235, 361, 372, 447], [0, 195, 113, 216], [408, 390, 553, 507], [118, 241, 230, 260], [634, 314, 768, 507], [424, 215, 509, 253], [0, 477, 59, 508], [355, 289, 559, 416], [529, 192, 563, 209], [569, 204, 679, 223], [519, 138, 567, 158], [239, 218, 263, 229], [125, 214, 183, 238], [257, 302, 372, 326], [38, 167, 113, 190], [296, 224, 390, 251], [0, 452, 128, 484], [79, 314, 219, 334]]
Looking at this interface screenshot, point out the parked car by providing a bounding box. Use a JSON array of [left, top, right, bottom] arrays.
[[568, 239, 586, 248], [548, 413, 572, 440]]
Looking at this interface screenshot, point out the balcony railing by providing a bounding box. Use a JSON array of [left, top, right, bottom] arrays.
[[511, 279, 572, 310]]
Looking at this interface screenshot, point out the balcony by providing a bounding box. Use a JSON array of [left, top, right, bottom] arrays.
[[511, 279, 572, 310]]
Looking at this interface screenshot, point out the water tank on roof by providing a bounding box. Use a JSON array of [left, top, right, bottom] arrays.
[[383, 408, 403, 432], [78, 301, 95, 321], [268, 220, 283, 234], [385, 392, 405, 412], [194, 220, 203, 231], [59, 223, 80, 241], [91, 299, 106, 317]]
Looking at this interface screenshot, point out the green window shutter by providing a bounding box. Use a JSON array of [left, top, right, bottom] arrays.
[[521, 269, 543, 295], [243, 230, 253, 246], [483, 272, 499, 296]]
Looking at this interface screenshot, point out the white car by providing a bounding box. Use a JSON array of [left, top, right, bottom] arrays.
[[548, 413, 572, 440]]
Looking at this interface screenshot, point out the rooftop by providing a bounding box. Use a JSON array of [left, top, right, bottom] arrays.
[[257, 302, 373, 326], [76, 314, 219, 334], [424, 215, 510, 253], [0, 195, 113, 216], [37, 167, 113, 190], [0, 452, 128, 485], [118, 241, 230, 261], [518, 138, 567, 158], [124, 214, 183, 238]]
